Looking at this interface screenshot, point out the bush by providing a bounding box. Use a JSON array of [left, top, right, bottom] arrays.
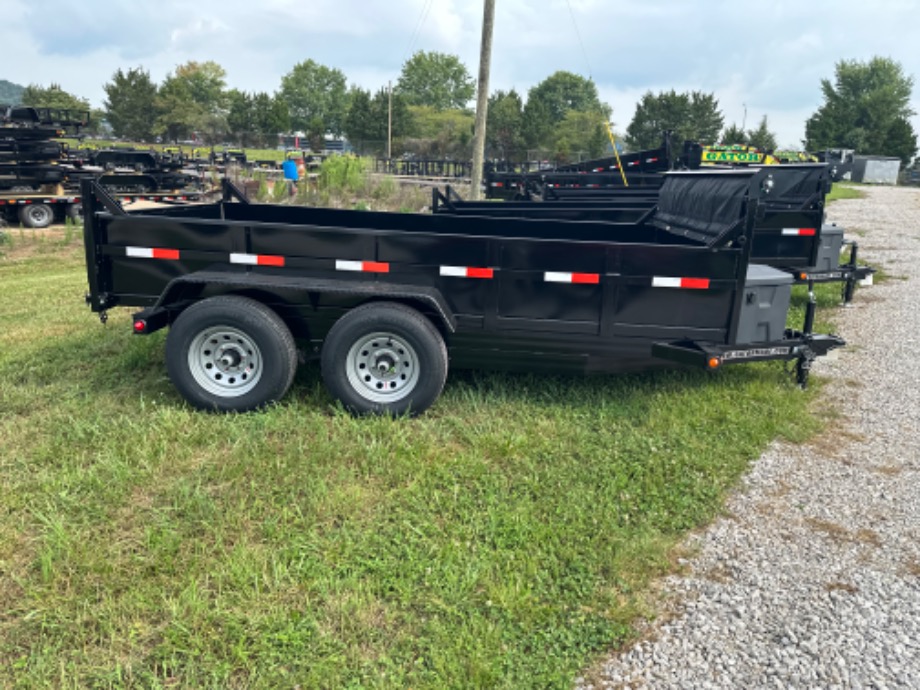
[[318, 155, 368, 194]]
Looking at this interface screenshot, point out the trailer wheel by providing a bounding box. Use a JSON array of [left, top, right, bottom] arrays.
[[166, 296, 298, 412], [19, 203, 54, 229], [321, 302, 448, 416], [66, 203, 83, 223]]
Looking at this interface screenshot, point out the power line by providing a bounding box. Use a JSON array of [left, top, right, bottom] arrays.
[[566, 0, 593, 80], [401, 0, 434, 68]]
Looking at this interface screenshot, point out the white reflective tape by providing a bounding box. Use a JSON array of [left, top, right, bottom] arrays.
[[652, 277, 682, 288], [440, 265, 493, 279], [230, 253, 258, 265], [125, 246, 154, 258], [336, 260, 363, 272], [440, 265, 467, 277], [545, 272, 573, 283]]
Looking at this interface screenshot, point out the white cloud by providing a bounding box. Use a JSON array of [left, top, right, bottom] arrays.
[[4, 0, 920, 149]]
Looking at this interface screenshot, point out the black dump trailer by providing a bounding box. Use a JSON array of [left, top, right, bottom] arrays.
[[484, 137, 675, 200], [482, 135, 702, 201], [82, 169, 843, 416], [439, 164, 873, 303]]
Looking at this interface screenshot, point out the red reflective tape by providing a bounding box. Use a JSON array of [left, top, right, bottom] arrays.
[[152, 248, 180, 260], [257, 254, 285, 267], [363, 261, 389, 273], [800, 228, 816, 236], [681, 277, 710, 289], [571, 273, 600, 284], [466, 267, 494, 279]]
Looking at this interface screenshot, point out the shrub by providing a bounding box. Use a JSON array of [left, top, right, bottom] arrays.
[[318, 155, 368, 194]]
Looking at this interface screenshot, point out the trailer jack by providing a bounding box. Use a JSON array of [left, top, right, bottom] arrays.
[[794, 346, 815, 388]]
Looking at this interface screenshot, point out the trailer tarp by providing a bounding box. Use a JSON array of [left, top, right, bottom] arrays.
[[651, 172, 752, 246]]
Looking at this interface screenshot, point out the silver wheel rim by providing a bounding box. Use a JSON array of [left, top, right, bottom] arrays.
[[346, 331, 420, 403], [28, 206, 51, 225], [188, 326, 262, 398]]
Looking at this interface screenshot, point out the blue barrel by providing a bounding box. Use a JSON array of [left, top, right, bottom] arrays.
[[282, 159, 299, 181]]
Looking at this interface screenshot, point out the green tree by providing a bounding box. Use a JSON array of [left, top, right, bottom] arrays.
[[686, 92, 724, 145], [720, 123, 748, 145], [521, 96, 553, 151], [344, 87, 374, 144], [525, 71, 606, 124], [279, 59, 348, 136], [176, 60, 227, 114], [226, 89, 255, 146], [344, 87, 411, 155], [522, 71, 609, 149], [155, 61, 228, 143], [103, 67, 158, 141], [253, 93, 289, 147], [805, 56, 918, 164], [155, 76, 200, 142], [551, 110, 608, 164], [746, 115, 777, 151], [396, 51, 474, 111], [21, 83, 89, 111], [625, 90, 724, 150], [486, 89, 525, 160], [403, 106, 473, 157]]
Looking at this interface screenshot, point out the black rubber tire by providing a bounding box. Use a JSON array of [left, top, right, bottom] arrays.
[[19, 203, 54, 229], [66, 203, 83, 223], [321, 302, 448, 416], [166, 296, 298, 412]]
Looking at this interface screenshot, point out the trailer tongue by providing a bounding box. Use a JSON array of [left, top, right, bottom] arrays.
[[82, 168, 844, 415]]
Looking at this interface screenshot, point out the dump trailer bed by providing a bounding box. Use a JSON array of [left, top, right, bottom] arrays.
[[448, 165, 873, 301], [82, 170, 843, 416]]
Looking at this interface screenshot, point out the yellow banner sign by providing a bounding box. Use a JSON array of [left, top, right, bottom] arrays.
[[701, 150, 765, 163]]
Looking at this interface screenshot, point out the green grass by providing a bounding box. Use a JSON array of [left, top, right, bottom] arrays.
[[0, 231, 840, 689], [826, 182, 865, 203]]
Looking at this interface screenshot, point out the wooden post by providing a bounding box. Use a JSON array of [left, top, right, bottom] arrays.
[[469, 0, 495, 200], [387, 81, 393, 161]]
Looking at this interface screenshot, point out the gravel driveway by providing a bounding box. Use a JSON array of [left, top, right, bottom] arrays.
[[579, 185, 920, 689]]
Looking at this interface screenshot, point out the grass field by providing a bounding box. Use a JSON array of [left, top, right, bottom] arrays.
[[826, 182, 866, 203], [0, 220, 848, 688]]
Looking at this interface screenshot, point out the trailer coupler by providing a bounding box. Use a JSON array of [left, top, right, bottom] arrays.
[[651, 332, 845, 388]]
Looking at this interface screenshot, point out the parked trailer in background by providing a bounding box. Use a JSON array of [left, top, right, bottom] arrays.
[[443, 164, 872, 303], [81, 170, 843, 416], [0, 189, 206, 228]]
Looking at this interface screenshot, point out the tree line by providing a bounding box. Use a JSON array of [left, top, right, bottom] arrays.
[[16, 53, 918, 165]]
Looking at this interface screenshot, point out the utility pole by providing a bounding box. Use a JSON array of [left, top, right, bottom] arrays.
[[469, 0, 495, 200], [387, 81, 393, 161]]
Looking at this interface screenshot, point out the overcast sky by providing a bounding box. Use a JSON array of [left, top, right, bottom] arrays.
[[5, 0, 920, 149]]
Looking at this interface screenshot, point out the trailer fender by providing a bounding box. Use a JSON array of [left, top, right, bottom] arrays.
[[147, 269, 457, 334]]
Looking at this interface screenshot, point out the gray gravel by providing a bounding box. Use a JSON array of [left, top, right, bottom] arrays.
[[578, 185, 920, 690]]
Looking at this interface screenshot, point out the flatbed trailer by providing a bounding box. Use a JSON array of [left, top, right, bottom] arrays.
[[81, 170, 844, 416], [441, 165, 873, 302], [0, 188, 206, 228]]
